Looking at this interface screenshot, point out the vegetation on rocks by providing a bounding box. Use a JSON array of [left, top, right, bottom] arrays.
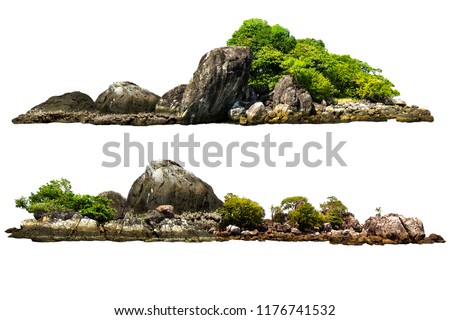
[[15, 178, 115, 222], [227, 18, 400, 101], [320, 196, 348, 228], [218, 193, 265, 230]]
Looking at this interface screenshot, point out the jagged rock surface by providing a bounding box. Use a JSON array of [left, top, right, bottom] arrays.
[[178, 46, 252, 124]]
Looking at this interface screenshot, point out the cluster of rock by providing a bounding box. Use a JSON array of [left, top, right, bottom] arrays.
[[216, 213, 444, 245], [6, 160, 444, 244], [12, 47, 433, 125]]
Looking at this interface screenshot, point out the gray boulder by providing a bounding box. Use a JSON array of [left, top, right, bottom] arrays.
[[125, 160, 223, 214], [342, 213, 362, 232], [95, 81, 160, 114], [179, 46, 252, 124], [272, 75, 314, 115], [155, 84, 187, 116], [363, 213, 425, 243], [29, 91, 95, 112], [246, 102, 269, 124]]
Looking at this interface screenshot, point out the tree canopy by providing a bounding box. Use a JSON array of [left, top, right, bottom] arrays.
[[227, 18, 400, 101]]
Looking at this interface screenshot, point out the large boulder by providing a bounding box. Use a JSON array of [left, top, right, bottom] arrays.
[[179, 46, 252, 124], [94, 81, 160, 114], [272, 75, 314, 115], [246, 102, 269, 125], [341, 213, 362, 232], [29, 91, 95, 112], [125, 160, 223, 214], [98, 191, 126, 220], [363, 213, 425, 243]]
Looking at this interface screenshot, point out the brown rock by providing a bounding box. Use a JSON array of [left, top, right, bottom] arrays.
[[156, 205, 175, 218]]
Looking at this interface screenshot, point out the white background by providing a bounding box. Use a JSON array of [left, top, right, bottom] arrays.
[[0, 0, 449, 319]]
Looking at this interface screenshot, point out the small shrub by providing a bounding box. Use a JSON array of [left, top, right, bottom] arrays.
[[288, 199, 325, 231], [271, 205, 287, 223], [320, 196, 348, 228], [218, 193, 264, 230], [15, 178, 115, 222]]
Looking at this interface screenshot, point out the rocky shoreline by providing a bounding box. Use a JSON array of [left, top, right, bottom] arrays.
[[7, 160, 445, 245], [5, 213, 445, 245], [12, 47, 433, 126]]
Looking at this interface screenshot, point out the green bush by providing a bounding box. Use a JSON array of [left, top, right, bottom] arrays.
[[227, 18, 400, 101], [320, 196, 348, 227], [218, 193, 265, 230], [287, 198, 325, 231], [15, 178, 115, 222]]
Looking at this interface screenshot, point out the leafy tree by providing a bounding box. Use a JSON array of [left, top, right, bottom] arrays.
[[288, 199, 325, 232], [320, 196, 348, 227], [218, 193, 265, 230], [280, 195, 308, 211], [227, 18, 400, 101], [274, 195, 325, 232], [15, 178, 115, 222]]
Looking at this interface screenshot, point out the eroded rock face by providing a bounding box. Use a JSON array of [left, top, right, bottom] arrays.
[[94, 81, 160, 114], [272, 75, 314, 115], [363, 213, 425, 243], [155, 84, 187, 116], [29, 91, 95, 112], [179, 46, 252, 124], [125, 160, 223, 214]]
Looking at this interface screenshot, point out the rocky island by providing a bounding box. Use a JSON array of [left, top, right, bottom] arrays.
[[12, 19, 434, 126], [6, 160, 444, 245]]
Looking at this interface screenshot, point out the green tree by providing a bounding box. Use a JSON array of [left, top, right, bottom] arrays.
[[218, 193, 265, 230], [288, 200, 325, 232], [320, 196, 348, 227], [274, 195, 325, 232], [15, 178, 115, 222], [227, 18, 400, 101]]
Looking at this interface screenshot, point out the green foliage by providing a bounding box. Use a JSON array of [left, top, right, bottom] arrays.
[[15, 178, 115, 222], [320, 196, 348, 227], [270, 205, 287, 223], [218, 193, 265, 230], [250, 46, 285, 89], [227, 18, 400, 101], [287, 199, 325, 231], [280, 195, 308, 211], [274, 196, 325, 231]]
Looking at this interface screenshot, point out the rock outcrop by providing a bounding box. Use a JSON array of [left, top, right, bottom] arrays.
[[272, 75, 314, 115], [363, 213, 425, 243], [125, 160, 223, 214], [177, 46, 252, 124], [28, 91, 95, 113], [6, 211, 219, 242], [94, 81, 160, 114]]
